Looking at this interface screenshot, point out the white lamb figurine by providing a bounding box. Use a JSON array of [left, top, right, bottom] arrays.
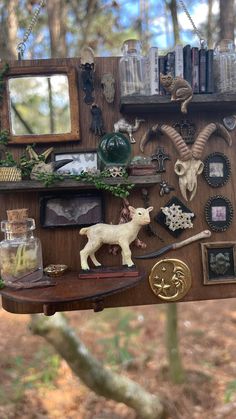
[[80, 206, 153, 270]]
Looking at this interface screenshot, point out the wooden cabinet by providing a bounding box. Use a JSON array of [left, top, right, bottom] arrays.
[[1, 57, 236, 315]]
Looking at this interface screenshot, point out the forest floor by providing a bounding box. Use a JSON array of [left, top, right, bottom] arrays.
[[1, 298, 236, 419]]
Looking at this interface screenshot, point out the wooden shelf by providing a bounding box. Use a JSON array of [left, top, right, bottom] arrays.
[[0, 175, 161, 193], [0, 269, 145, 315], [120, 93, 236, 113]]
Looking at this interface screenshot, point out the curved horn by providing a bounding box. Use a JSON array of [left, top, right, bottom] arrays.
[[159, 124, 192, 161], [215, 123, 232, 146], [192, 123, 232, 159], [26, 146, 39, 161], [140, 123, 159, 152]]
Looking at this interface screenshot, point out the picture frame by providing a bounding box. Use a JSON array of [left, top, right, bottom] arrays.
[[53, 150, 98, 175], [201, 242, 236, 285], [2, 60, 80, 144], [40, 192, 104, 228], [203, 152, 231, 187], [205, 195, 233, 232]]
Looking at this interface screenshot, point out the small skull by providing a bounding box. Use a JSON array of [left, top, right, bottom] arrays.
[[174, 158, 204, 201], [101, 73, 115, 103]]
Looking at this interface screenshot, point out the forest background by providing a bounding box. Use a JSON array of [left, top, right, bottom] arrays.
[[0, 1, 236, 419]]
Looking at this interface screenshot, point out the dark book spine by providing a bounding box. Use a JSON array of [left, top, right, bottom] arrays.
[[191, 47, 199, 93], [158, 56, 166, 95], [183, 44, 192, 85], [165, 51, 175, 77], [199, 48, 207, 93], [206, 49, 214, 93], [164, 52, 175, 96]]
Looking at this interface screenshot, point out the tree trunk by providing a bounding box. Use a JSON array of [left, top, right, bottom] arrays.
[[71, 0, 98, 51], [166, 0, 180, 45], [219, 0, 235, 40], [166, 303, 185, 384], [207, 0, 213, 49], [30, 313, 166, 419], [46, 0, 67, 58], [139, 0, 150, 53], [0, 0, 18, 60]]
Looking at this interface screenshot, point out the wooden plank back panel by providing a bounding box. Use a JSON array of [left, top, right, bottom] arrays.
[[0, 57, 236, 313]]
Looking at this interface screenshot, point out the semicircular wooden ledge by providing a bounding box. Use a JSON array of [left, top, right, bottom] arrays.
[[0, 269, 145, 316]]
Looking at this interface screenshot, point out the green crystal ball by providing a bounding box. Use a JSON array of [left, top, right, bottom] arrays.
[[98, 132, 131, 166]]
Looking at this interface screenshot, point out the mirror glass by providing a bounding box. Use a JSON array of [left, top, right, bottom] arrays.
[[8, 75, 71, 136]]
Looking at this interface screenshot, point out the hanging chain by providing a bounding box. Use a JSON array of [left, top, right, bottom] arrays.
[[178, 0, 207, 49], [17, 0, 46, 59]]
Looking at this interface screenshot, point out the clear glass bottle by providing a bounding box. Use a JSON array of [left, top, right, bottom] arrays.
[[119, 39, 145, 96], [0, 218, 43, 287], [214, 39, 236, 93]]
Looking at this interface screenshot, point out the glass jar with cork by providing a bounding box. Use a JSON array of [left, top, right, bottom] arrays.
[[0, 209, 43, 287], [119, 39, 145, 96], [214, 39, 236, 93]]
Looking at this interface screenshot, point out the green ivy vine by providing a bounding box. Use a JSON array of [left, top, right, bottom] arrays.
[[0, 129, 9, 146], [36, 170, 134, 198], [0, 151, 17, 167]]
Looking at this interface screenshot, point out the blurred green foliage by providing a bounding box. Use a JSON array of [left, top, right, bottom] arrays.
[[0, 346, 60, 405]]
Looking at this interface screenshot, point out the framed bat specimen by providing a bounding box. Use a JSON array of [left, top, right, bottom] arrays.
[[40, 192, 104, 228]]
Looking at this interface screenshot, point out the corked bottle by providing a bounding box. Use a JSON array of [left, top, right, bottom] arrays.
[[214, 39, 236, 93], [0, 208, 43, 287], [119, 39, 145, 96]]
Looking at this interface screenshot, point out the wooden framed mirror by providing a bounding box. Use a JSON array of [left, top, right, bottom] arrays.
[[1, 60, 80, 144]]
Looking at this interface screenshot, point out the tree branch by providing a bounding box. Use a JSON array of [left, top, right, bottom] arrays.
[[30, 313, 166, 419]]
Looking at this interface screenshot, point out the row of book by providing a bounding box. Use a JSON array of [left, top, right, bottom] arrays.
[[144, 44, 214, 95]]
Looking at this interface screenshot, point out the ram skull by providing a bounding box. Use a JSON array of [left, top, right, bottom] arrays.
[[140, 123, 232, 201]]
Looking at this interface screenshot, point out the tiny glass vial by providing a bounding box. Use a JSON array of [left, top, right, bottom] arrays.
[[214, 39, 236, 93], [119, 39, 145, 96], [0, 218, 43, 287]]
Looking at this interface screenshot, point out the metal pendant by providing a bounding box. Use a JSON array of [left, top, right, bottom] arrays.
[[149, 258, 192, 301], [223, 115, 236, 131], [151, 147, 170, 172], [172, 119, 196, 145]]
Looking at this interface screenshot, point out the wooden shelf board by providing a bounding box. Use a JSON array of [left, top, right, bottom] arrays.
[[120, 93, 236, 113], [0, 269, 145, 315], [0, 175, 161, 192]]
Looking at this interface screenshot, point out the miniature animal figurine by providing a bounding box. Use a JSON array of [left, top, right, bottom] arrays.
[[101, 73, 115, 103], [25, 146, 73, 180], [160, 73, 193, 114], [79, 206, 153, 270], [114, 117, 145, 144], [109, 199, 147, 256], [159, 180, 175, 196], [140, 123, 232, 201]]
